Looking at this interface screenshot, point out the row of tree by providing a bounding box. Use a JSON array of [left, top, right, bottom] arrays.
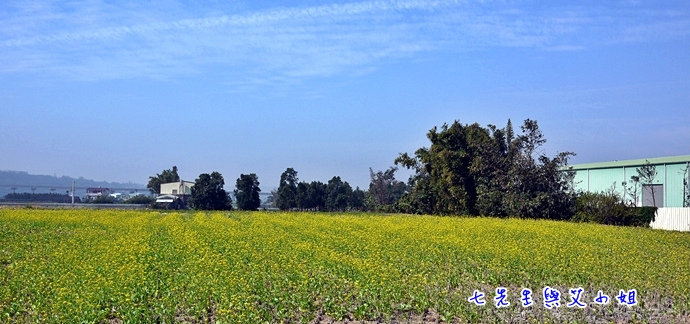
[[147, 167, 262, 211], [274, 168, 366, 211], [145, 118, 671, 227], [2, 192, 79, 203], [146, 165, 369, 212], [387, 119, 576, 219], [370, 119, 669, 227], [147, 119, 574, 216]]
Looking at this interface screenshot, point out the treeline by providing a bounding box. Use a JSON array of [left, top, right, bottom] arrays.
[[271, 119, 574, 216], [273, 168, 366, 211], [149, 118, 656, 227], [2, 192, 79, 203], [363, 118, 656, 226], [379, 119, 575, 219], [147, 166, 368, 212]]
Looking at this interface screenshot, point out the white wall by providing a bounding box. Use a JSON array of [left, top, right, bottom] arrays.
[[650, 208, 690, 232], [160, 182, 194, 195]]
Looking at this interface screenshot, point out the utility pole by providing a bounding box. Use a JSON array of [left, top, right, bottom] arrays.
[[71, 181, 75, 205]]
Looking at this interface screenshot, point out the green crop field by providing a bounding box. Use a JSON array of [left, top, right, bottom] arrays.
[[1, 209, 689, 323]]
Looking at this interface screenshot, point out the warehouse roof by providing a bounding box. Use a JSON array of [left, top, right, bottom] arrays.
[[569, 155, 690, 171]]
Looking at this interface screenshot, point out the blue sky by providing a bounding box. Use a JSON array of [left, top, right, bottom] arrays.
[[1, 0, 689, 191]]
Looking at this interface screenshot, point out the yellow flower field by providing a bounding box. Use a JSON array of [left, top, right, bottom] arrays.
[[1, 209, 688, 323]]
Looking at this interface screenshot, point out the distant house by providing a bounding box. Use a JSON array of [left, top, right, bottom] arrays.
[[569, 155, 690, 207], [156, 180, 195, 209], [160, 181, 194, 195], [86, 187, 110, 200]]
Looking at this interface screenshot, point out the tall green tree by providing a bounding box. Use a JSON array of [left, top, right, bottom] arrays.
[[499, 119, 576, 219], [395, 119, 576, 219], [350, 187, 367, 211], [190, 172, 232, 210], [295, 181, 328, 211], [394, 150, 434, 214], [326, 176, 353, 212], [295, 182, 311, 211], [277, 168, 298, 210], [395, 121, 487, 215], [368, 166, 407, 211], [307, 181, 327, 211], [147, 166, 180, 194], [234, 173, 261, 211]]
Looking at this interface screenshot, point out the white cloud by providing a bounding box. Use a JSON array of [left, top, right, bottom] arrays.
[[0, 0, 688, 84]]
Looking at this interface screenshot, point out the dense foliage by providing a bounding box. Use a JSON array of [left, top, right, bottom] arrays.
[[190, 172, 232, 210], [574, 191, 657, 227], [234, 173, 261, 211], [276, 169, 366, 211], [123, 195, 155, 205], [2, 192, 73, 203], [146, 166, 180, 195], [1, 210, 687, 323], [367, 167, 407, 212], [295, 181, 327, 211], [394, 119, 576, 219], [276, 168, 298, 210], [325, 176, 352, 212]]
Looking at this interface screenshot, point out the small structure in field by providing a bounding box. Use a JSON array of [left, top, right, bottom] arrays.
[[85, 187, 110, 200], [156, 180, 195, 209]]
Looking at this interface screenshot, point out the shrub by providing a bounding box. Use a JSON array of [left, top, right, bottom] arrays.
[[574, 192, 657, 227], [124, 195, 155, 204], [574, 191, 630, 225], [92, 195, 115, 204], [629, 206, 657, 227]]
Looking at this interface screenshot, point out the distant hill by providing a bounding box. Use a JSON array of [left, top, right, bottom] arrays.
[[0, 170, 147, 199]]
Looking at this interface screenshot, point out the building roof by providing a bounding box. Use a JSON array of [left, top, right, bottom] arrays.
[[161, 180, 195, 186], [569, 155, 690, 170], [155, 194, 178, 203]]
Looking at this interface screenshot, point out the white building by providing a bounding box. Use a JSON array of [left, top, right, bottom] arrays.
[[160, 180, 194, 195], [156, 180, 195, 208], [85, 187, 110, 200]]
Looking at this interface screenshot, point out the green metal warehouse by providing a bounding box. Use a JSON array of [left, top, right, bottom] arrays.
[[569, 155, 690, 208]]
